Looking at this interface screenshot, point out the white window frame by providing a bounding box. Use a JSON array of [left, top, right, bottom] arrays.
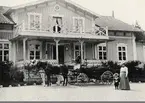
[[28, 12, 42, 31], [52, 16, 63, 33], [117, 43, 128, 62], [0, 42, 10, 61], [97, 43, 107, 60], [73, 17, 85, 33], [74, 43, 85, 60], [28, 41, 42, 60], [45, 43, 56, 60]]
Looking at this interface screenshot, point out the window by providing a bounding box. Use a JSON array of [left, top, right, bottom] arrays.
[[74, 44, 85, 60], [53, 16, 62, 33], [117, 43, 127, 61], [29, 43, 41, 60], [28, 13, 42, 30], [0, 43, 9, 61], [97, 43, 107, 60], [73, 17, 85, 33]]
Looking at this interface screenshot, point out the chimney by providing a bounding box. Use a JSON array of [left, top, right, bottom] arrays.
[[112, 10, 115, 18]]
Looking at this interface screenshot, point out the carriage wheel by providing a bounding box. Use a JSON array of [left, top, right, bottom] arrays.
[[76, 73, 89, 86], [67, 71, 77, 85], [68, 75, 77, 85], [100, 71, 113, 85]]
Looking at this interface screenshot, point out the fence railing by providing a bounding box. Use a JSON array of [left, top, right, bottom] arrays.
[[13, 22, 108, 38]]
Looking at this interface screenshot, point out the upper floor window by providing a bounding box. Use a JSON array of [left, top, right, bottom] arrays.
[[0, 42, 9, 61], [28, 13, 42, 30], [117, 43, 127, 61], [73, 17, 85, 33], [53, 16, 62, 33], [97, 43, 107, 60]]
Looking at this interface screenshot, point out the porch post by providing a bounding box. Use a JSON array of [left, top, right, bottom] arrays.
[[106, 41, 108, 61], [132, 34, 137, 60], [13, 41, 16, 65], [23, 38, 27, 62], [79, 40, 84, 64], [54, 39, 60, 64]]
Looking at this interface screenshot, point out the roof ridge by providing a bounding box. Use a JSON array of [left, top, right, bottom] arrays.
[[96, 16, 142, 32], [100, 16, 135, 27], [11, 0, 100, 17]]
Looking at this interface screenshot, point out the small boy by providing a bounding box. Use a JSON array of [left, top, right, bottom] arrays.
[[113, 73, 120, 90]]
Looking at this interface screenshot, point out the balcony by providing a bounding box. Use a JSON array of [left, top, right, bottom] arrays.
[[0, 30, 13, 40], [13, 22, 109, 40]]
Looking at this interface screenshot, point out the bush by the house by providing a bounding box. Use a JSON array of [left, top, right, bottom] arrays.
[[101, 61, 121, 73], [0, 61, 13, 86], [10, 66, 24, 83], [124, 61, 145, 82]]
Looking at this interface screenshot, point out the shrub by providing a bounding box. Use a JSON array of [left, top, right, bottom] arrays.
[[101, 61, 121, 73], [0, 61, 13, 85], [10, 66, 24, 83], [124, 61, 142, 79]]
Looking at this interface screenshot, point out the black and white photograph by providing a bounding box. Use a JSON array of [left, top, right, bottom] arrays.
[[0, 0, 145, 101]]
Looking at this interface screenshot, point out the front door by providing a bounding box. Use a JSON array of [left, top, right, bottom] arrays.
[[58, 45, 64, 64]]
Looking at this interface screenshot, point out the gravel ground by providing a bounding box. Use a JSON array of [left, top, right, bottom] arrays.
[[0, 83, 145, 101]]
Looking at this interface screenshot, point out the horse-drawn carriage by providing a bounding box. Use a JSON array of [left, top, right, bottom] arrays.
[[67, 65, 114, 85], [25, 60, 114, 86]]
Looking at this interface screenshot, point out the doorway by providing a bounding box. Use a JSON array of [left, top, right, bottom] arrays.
[[58, 45, 64, 64]]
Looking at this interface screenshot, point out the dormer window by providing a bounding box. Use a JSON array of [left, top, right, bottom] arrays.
[[28, 13, 42, 30], [73, 17, 85, 33]]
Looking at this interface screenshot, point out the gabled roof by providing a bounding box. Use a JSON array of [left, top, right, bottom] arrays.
[[0, 13, 14, 24], [95, 16, 142, 32], [0, 6, 15, 24], [10, 0, 100, 17]]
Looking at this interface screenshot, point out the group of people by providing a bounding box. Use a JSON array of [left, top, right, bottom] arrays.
[[113, 64, 130, 90], [39, 52, 131, 90]]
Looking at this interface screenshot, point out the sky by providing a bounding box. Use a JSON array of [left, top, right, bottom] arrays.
[[0, 0, 145, 30]]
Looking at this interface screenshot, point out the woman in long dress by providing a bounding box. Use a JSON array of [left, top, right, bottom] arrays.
[[119, 64, 130, 90]]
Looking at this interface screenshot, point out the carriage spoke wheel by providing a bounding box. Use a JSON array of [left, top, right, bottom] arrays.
[[101, 71, 113, 85], [76, 73, 89, 86]]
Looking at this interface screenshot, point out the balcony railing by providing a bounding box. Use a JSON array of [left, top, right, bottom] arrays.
[[13, 22, 108, 39], [0, 30, 13, 40]]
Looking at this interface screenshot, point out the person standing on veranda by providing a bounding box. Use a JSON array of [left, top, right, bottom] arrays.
[[74, 52, 81, 70], [119, 64, 130, 90]]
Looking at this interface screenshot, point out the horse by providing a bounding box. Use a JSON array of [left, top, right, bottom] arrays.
[[35, 61, 69, 86], [36, 61, 52, 86], [60, 65, 69, 86]]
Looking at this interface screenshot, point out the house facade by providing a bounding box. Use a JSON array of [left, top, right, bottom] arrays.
[[0, 0, 143, 66]]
